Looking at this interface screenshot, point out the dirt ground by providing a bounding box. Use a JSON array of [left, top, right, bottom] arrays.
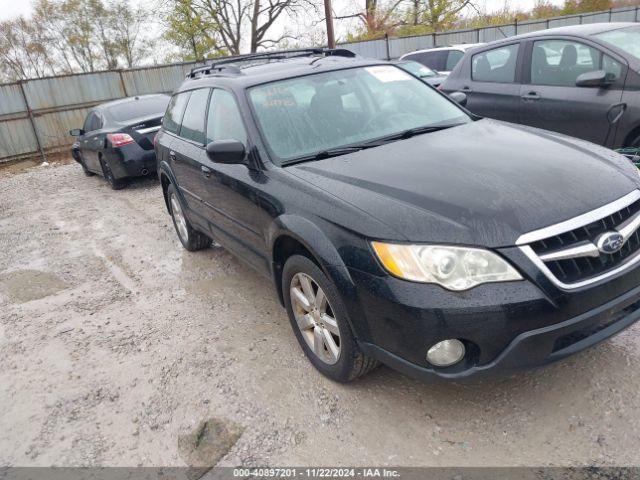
[[1, 160, 640, 468]]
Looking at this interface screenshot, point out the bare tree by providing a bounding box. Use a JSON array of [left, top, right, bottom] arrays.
[[160, 0, 224, 60], [34, 0, 101, 72], [110, 0, 154, 67], [193, 0, 319, 55], [412, 0, 475, 31], [31, 0, 154, 73], [89, 0, 120, 69], [0, 17, 54, 81], [335, 0, 405, 36], [194, 0, 248, 55]]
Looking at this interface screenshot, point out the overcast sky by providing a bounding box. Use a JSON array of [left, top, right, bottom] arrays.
[[0, 0, 566, 21]]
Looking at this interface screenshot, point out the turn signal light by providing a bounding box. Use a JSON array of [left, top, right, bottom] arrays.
[[107, 133, 135, 148]]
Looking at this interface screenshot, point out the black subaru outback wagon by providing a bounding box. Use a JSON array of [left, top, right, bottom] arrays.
[[155, 48, 640, 382]]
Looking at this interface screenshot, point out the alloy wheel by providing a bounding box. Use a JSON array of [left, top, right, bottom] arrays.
[[290, 272, 341, 364], [170, 194, 189, 243]]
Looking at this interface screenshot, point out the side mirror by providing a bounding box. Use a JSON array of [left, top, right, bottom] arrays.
[[69, 128, 84, 136], [206, 139, 246, 164], [449, 91, 467, 107], [576, 70, 615, 88]]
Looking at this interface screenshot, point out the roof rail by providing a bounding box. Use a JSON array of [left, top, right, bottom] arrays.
[[187, 48, 356, 78]]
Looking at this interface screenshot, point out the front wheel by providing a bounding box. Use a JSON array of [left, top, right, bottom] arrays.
[[167, 183, 211, 251], [282, 255, 379, 382]]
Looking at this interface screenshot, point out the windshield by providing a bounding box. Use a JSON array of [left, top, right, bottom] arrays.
[[594, 26, 640, 62], [247, 65, 469, 164], [397, 61, 438, 78], [107, 96, 170, 122]]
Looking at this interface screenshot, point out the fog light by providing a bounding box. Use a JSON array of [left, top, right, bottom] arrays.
[[427, 339, 465, 367]]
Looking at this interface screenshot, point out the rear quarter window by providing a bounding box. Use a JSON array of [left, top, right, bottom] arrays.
[[179, 88, 211, 144], [163, 92, 191, 135]]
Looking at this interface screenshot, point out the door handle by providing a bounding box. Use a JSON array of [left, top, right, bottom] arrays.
[[201, 165, 212, 178], [461, 86, 472, 92], [169, 150, 176, 161], [521, 91, 541, 100]]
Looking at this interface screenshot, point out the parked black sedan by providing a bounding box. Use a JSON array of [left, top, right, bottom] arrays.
[[442, 23, 640, 149], [70, 94, 170, 189]]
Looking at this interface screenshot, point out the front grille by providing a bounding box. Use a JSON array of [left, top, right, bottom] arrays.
[[527, 197, 640, 285]]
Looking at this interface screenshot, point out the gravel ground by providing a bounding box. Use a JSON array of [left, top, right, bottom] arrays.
[[1, 161, 640, 468]]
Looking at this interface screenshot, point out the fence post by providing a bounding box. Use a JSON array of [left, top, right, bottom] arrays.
[[118, 70, 128, 97], [609, 8, 612, 21], [432, 32, 436, 47], [384, 34, 390, 60], [579, 14, 583, 24], [514, 18, 518, 35], [476, 27, 480, 42], [636, 5, 638, 22], [18, 80, 46, 163]]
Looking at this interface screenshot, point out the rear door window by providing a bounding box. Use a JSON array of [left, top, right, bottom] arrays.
[[179, 88, 211, 144], [472, 44, 519, 83], [163, 92, 191, 135]]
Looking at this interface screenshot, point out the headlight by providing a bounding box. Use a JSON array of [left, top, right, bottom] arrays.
[[371, 242, 523, 291]]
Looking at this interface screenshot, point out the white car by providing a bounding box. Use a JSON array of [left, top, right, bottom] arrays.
[[399, 43, 485, 75]]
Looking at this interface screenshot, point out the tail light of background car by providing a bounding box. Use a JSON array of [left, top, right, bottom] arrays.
[[107, 133, 135, 148]]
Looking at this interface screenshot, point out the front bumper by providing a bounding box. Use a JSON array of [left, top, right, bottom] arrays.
[[348, 266, 640, 380]]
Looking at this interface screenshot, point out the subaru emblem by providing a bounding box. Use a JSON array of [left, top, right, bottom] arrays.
[[596, 231, 625, 255]]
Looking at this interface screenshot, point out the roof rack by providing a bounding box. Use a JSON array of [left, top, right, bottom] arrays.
[[187, 48, 356, 78]]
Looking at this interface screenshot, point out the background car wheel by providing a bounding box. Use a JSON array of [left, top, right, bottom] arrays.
[[100, 157, 125, 190], [167, 183, 212, 251], [282, 254, 379, 382]]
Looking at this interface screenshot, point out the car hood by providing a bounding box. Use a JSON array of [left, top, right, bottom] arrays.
[[286, 119, 640, 247]]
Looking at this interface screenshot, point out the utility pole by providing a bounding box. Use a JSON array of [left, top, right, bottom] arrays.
[[324, 0, 336, 49]]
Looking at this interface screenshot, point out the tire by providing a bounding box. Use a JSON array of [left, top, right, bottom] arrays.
[[282, 254, 379, 382], [167, 183, 212, 251], [100, 157, 126, 190]]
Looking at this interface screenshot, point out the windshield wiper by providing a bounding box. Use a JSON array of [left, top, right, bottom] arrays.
[[286, 144, 378, 164], [283, 123, 464, 165], [371, 123, 464, 145]]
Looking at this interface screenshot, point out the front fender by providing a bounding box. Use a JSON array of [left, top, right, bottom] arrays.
[[267, 215, 372, 342]]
